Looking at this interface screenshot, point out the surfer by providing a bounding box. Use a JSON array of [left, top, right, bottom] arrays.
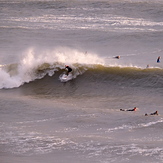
[[120, 107, 137, 111], [115, 56, 120, 59], [145, 111, 158, 116], [65, 65, 72, 76], [157, 56, 161, 63]]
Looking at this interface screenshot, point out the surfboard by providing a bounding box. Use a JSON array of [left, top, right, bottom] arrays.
[[59, 73, 73, 82]]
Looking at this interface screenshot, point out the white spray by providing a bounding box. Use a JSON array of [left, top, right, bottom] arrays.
[[0, 47, 105, 89]]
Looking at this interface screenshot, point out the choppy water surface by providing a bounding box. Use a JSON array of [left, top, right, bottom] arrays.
[[0, 0, 163, 163]]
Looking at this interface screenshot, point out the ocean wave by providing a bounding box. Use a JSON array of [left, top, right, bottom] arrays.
[[0, 47, 163, 90], [0, 61, 163, 90]]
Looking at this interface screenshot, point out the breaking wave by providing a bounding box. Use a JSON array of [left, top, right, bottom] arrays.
[[0, 47, 104, 89], [0, 47, 163, 90]]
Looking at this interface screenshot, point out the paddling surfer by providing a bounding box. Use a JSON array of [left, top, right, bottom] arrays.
[[115, 56, 120, 59], [120, 107, 137, 111], [145, 111, 158, 116]]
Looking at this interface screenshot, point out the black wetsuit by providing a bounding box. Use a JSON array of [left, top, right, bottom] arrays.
[[65, 66, 72, 75], [120, 109, 136, 111], [157, 57, 160, 63], [150, 111, 158, 115]]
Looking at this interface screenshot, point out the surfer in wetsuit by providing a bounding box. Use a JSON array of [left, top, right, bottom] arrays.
[[65, 65, 72, 76], [157, 56, 161, 63], [115, 56, 120, 59], [145, 111, 158, 116], [120, 107, 137, 111]]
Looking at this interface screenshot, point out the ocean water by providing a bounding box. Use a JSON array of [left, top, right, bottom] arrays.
[[0, 0, 163, 163]]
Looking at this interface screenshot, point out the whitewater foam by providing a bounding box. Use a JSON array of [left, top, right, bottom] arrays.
[[0, 47, 105, 89]]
